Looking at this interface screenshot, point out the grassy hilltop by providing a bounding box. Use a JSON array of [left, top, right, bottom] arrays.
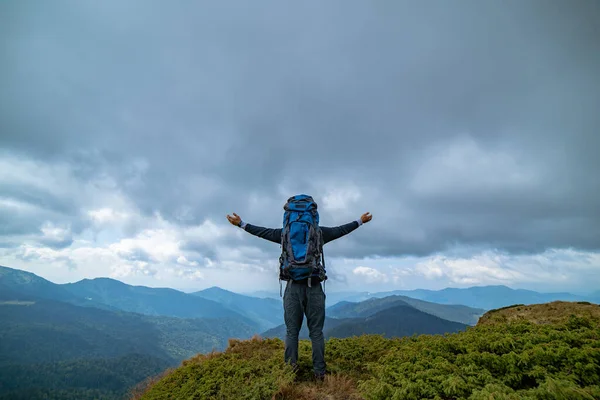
[[134, 301, 600, 400]]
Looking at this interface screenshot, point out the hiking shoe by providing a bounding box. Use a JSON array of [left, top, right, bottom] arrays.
[[291, 363, 299, 374], [314, 371, 326, 382]]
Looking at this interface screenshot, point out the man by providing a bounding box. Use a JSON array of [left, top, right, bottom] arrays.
[[226, 198, 372, 381]]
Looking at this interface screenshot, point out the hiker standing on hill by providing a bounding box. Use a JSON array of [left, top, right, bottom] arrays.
[[226, 194, 372, 381]]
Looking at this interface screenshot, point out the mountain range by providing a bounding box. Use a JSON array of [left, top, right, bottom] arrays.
[[327, 294, 484, 325], [192, 286, 283, 331], [1, 264, 598, 399], [249, 285, 599, 310], [0, 297, 256, 367], [0, 266, 263, 399], [261, 304, 468, 340], [261, 293, 482, 340], [370, 286, 597, 310]]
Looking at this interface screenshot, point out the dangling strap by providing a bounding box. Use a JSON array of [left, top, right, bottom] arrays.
[[320, 234, 325, 294], [320, 235, 326, 271], [280, 279, 282, 297]]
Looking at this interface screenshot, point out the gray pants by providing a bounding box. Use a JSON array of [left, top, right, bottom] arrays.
[[283, 280, 326, 374]]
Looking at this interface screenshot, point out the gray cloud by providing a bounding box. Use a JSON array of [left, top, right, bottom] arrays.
[[1, 0, 599, 260], [118, 248, 153, 263], [37, 236, 74, 250], [179, 241, 222, 263], [16, 249, 77, 271]]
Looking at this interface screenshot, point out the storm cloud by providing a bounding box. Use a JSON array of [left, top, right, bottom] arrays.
[[1, 0, 599, 292]]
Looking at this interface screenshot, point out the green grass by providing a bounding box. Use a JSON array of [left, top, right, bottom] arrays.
[[137, 302, 600, 400]]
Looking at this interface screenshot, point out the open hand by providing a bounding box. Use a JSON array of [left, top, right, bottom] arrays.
[[226, 213, 242, 226], [361, 212, 372, 224]]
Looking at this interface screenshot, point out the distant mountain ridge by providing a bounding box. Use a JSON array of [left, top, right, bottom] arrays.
[[374, 285, 592, 310], [192, 286, 283, 331], [248, 284, 597, 310], [326, 304, 468, 338], [262, 302, 468, 340], [589, 290, 600, 303], [328, 295, 484, 325], [0, 298, 256, 367], [0, 266, 104, 307], [62, 277, 258, 326], [3, 265, 596, 319], [0, 266, 285, 332]]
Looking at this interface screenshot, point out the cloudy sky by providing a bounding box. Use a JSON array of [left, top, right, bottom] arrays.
[[1, 0, 599, 295]]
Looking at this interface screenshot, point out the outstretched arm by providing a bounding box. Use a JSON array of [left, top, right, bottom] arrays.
[[226, 213, 282, 244], [321, 212, 372, 244]]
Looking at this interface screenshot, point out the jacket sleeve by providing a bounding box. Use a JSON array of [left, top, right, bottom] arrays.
[[242, 223, 282, 244], [321, 221, 361, 244]]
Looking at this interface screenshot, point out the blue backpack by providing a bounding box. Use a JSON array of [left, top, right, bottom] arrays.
[[279, 194, 326, 287]]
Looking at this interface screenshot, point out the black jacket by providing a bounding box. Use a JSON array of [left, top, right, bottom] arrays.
[[243, 221, 360, 244]]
